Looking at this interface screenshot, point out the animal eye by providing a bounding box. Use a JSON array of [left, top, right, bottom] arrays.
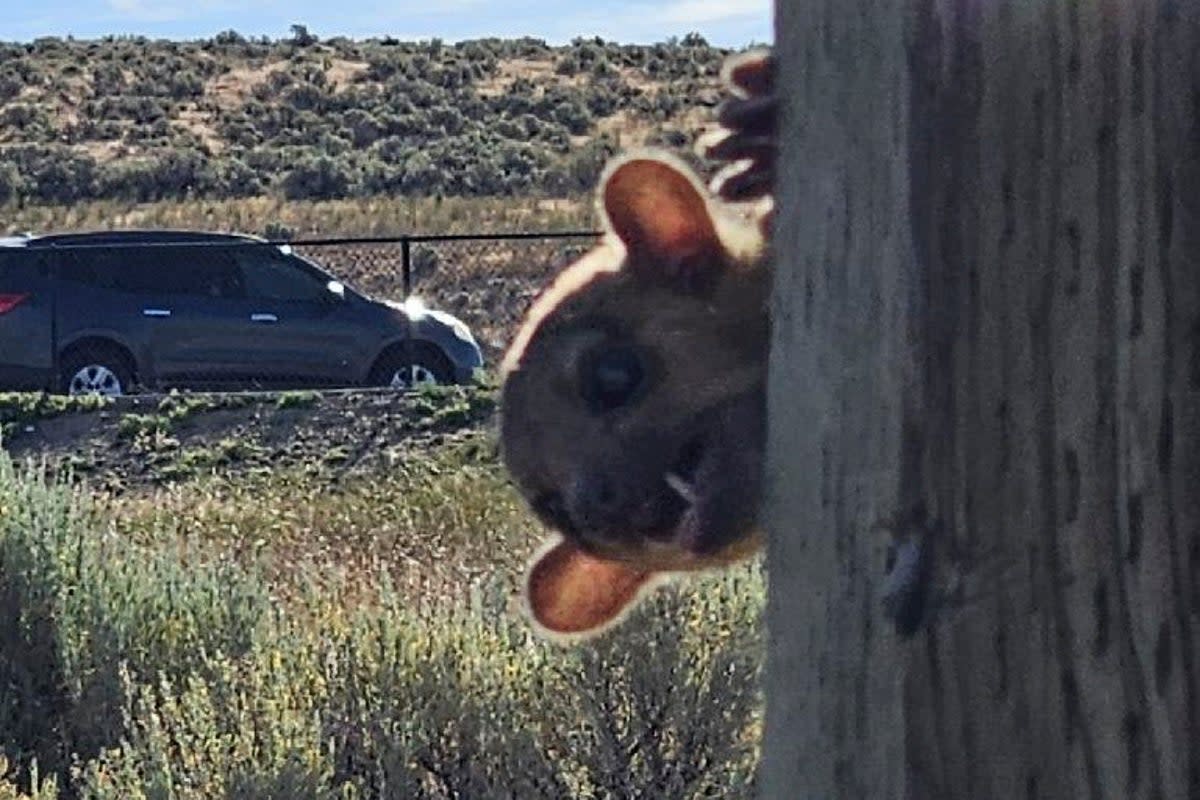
[[581, 345, 645, 412]]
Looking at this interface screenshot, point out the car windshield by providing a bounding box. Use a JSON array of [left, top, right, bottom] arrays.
[[276, 246, 365, 296]]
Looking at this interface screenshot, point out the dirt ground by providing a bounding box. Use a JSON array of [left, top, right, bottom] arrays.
[[0, 387, 497, 492]]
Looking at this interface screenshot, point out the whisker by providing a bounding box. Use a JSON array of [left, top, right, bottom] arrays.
[[664, 472, 698, 505]]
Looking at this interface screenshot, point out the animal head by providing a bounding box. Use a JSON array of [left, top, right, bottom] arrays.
[[500, 151, 770, 641]]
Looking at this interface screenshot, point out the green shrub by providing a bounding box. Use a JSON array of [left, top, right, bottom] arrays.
[[556, 573, 764, 798], [75, 574, 762, 799], [0, 430, 763, 798], [0, 755, 57, 800], [281, 156, 356, 200], [0, 34, 735, 204], [0, 454, 269, 784]]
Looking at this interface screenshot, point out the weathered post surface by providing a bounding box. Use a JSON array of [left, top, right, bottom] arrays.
[[762, 1, 1200, 798]]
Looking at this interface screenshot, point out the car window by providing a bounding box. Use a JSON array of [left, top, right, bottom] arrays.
[[234, 249, 327, 303], [59, 246, 243, 298], [0, 251, 48, 291], [187, 248, 245, 298]]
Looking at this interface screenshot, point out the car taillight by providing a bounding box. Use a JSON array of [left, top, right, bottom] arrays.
[[0, 293, 30, 315]]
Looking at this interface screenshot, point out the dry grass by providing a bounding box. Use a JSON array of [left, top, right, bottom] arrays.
[[97, 433, 540, 604], [6, 195, 593, 238]]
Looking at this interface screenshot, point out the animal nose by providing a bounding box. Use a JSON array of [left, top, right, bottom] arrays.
[[569, 473, 629, 533]]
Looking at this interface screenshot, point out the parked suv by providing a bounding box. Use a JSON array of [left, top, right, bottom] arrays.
[[0, 230, 483, 396]]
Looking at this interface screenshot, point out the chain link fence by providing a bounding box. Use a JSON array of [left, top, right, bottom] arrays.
[[0, 231, 600, 397], [290, 232, 598, 362]]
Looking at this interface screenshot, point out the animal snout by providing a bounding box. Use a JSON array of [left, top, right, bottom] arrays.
[[568, 473, 633, 534]]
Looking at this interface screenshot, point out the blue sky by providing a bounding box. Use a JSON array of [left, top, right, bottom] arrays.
[[2, 0, 772, 47]]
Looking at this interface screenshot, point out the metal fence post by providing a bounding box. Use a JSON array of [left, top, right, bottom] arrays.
[[400, 237, 412, 298]]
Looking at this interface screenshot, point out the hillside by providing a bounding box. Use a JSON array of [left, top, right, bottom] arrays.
[[0, 31, 737, 205]]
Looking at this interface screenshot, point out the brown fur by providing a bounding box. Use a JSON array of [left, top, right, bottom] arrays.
[[501, 51, 777, 641], [501, 152, 769, 639]]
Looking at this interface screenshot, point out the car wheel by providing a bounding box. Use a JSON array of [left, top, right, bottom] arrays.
[[370, 345, 454, 390], [60, 347, 134, 397]]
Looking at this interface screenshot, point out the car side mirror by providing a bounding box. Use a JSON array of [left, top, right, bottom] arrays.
[[326, 280, 347, 302]]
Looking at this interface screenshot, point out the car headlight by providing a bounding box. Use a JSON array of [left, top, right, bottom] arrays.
[[429, 310, 476, 345], [450, 319, 473, 342], [397, 297, 478, 347]]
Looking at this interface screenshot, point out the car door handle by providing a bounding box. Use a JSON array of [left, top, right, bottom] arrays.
[[143, 308, 171, 317], [251, 313, 278, 323]]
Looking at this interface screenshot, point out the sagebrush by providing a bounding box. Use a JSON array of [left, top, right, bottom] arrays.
[[0, 443, 764, 798], [0, 33, 729, 206]]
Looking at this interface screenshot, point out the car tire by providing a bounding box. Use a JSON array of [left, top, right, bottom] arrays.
[[60, 345, 135, 397], [369, 344, 454, 390]]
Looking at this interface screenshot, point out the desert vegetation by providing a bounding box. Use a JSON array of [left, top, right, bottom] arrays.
[[0, 31, 735, 206], [0, 412, 766, 799], [0, 389, 766, 798]]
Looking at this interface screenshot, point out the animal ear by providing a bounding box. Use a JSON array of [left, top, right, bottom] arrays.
[[523, 537, 656, 639], [600, 155, 725, 288]]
